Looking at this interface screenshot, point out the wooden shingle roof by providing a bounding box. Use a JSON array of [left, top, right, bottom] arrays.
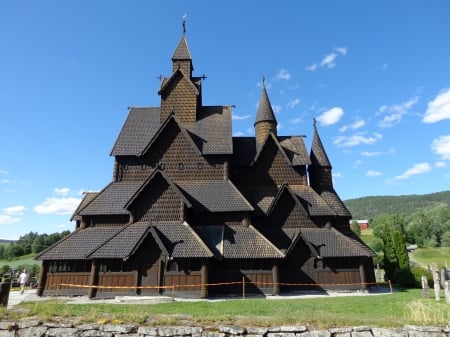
[[290, 185, 338, 217], [176, 180, 254, 213], [310, 124, 332, 167], [153, 222, 214, 258], [194, 224, 285, 259], [71, 192, 98, 221], [35, 227, 121, 260], [254, 84, 277, 126], [87, 222, 152, 260], [319, 190, 352, 217], [111, 107, 161, 156], [301, 227, 375, 257], [79, 181, 142, 216], [172, 36, 192, 60], [185, 106, 233, 155]]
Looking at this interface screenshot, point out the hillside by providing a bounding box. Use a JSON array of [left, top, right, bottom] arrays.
[[0, 239, 14, 245], [344, 190, 450, 220]]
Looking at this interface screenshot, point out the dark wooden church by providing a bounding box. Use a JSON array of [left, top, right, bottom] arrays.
[[36, 25, 375, 298]]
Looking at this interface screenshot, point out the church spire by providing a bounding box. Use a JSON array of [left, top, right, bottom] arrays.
[[254, 78, 278, 146], [172, 15, 193, 76]]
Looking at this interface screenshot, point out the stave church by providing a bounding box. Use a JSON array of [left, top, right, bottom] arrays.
[[36, 22, 375, 298]]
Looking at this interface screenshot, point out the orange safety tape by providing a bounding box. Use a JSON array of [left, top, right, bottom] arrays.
[[58, 280, 387, 290]]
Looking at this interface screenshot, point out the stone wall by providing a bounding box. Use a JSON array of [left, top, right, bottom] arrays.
[[1, 321, 450, 337]]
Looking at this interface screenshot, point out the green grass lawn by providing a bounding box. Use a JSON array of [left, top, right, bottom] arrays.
[[2, 288, 450, 328], [0, 254, 38, 269], [411, 247, 450, 268], [360, 228, 375, 247]]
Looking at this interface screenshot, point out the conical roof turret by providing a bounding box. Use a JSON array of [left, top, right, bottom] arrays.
[[254, 80, 277, 146], [310, 119, 331, 168]]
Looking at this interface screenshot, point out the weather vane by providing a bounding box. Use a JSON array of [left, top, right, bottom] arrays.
[[182, 14, 187, 34]]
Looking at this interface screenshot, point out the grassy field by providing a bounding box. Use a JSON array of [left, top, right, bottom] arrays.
[[0, 254, 39, 270], [360, 228, 375, 247], [411, 247, 450, 268], [2, 288, 450, 328]]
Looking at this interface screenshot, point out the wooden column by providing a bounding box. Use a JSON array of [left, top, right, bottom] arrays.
[[359, 260, 367, 291], [36, 260, 49, 296], [272, 262, 280, 295], [201, 261, 208, 298], [88, 260, 98, 298]]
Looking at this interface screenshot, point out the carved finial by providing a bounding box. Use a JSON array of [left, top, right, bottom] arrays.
[[262, 76, 266, 88], [313, 117, 317, 127], [182, 14, 187, 34]]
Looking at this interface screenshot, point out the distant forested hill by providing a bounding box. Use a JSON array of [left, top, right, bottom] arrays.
[[0, 239, 14, 245], [344, 190, 450, 220]]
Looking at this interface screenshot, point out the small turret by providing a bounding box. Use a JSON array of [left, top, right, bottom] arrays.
[[308, 119, 333, 192], [254, 79, 277, 147]]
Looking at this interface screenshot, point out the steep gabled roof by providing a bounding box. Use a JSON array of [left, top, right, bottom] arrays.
[[158, 69, 199, 97], [87, 222, 154, 260], [232, 136, 310, 167], [301, 227, 376, 257], [79, 181, 143, 216], [111, 107, 161, 156], [319, 190, 352, 217], [35, 227, 121, 260], [152, 222, 214, 258], [125, 169, 192, 210], [139, 112, 202, 157], [310, 122, 332, 167], [290, 185, 337, 217], [252, 132, 294, 167], [176, 180, 253, 213], [266, 183, 308, 217], [185, 106, 233, 155], [71, 192, 98, 221], [194, 224, 285, 259]]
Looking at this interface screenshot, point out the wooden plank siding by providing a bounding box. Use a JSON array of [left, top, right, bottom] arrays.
[[44, 272, 90, 296]]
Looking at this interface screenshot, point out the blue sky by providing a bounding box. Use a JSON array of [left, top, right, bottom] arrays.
[[1, 1, 450, 240]]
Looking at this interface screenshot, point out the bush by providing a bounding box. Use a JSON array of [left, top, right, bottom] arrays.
[[410, 265, 433, 288]]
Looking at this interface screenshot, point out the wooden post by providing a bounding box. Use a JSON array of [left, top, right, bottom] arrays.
[[431, 263, 440, 301], [36, 260, 48, 296], [242, 276, 245, 299], [88, 260, 98, 299], [200, 262, 208, 298], [272, 263, 279, 295], [359, 262, 367, 291]]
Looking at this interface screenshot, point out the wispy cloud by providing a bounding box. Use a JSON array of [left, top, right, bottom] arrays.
[[274, 68, 291, 81], [286, 98, 300, 109], [339, 119, 365, 132], [377, 96, 419, 128], [317, 107, 344, 126], [334, 132, 382, 148], [435, 161, 447, 168], [232, 114, 251, 121], [54, 187, 70, 196], [4, 206, 27, 215], [361, 148, 395, 157], [431, 135, 450, 160], [34, 197, 81, 215], [423, 88, 450, 123], [0, 169, 9, 175], [366, 170, 383, 177], [394, 162, 432, 180], [306, 47, 348, 72], [0, 205, 26, 226], [289, 117, 303, 125]]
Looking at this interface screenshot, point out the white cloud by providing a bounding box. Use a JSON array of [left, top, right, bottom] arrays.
[[274, 68, 291, 81], [423, 88, 450, 123], [0, 214, 21, 225], [435, 161, 447, 168], [361, 151, 382, 157], [334, 132, 382, 147], [232, 114, 251, 121], [431, 135, 450, 160], [377, 96, 419, 128], [366, 170, 383, 177], [289, 117, 303, 125], [232, 131, 244, 137], [3, 205, 27, 215], [273, 105, 282, 114], [395, 162, 432, 180], [34, 197, 81, 215], [306, 46, 348, 72], [317, 107, 344, 126], [54, 187, 70, 196], [332, 172, 344, 178], [286, 98, 300, 109], [0, 169, 9, 175], [339, 119, 365, 132]]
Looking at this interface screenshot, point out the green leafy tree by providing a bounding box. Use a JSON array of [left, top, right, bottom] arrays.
[[382, 223, 397, 281], [350, 220, 361, 236]]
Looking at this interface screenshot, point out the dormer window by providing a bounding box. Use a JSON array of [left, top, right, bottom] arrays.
[[197, 163, 204, 170]]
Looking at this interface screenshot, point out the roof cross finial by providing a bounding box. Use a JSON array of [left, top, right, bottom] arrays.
[[182, 14, 187, 35], [262, 76, 266, 88], [313, 117, 317, 127]]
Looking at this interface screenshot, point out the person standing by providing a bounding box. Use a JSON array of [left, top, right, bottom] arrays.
[[18, 269, 29, 295]]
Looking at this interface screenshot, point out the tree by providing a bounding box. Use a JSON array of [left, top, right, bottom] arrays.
[[350, 220, 361, 236], [382, 224, 397, 281]]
